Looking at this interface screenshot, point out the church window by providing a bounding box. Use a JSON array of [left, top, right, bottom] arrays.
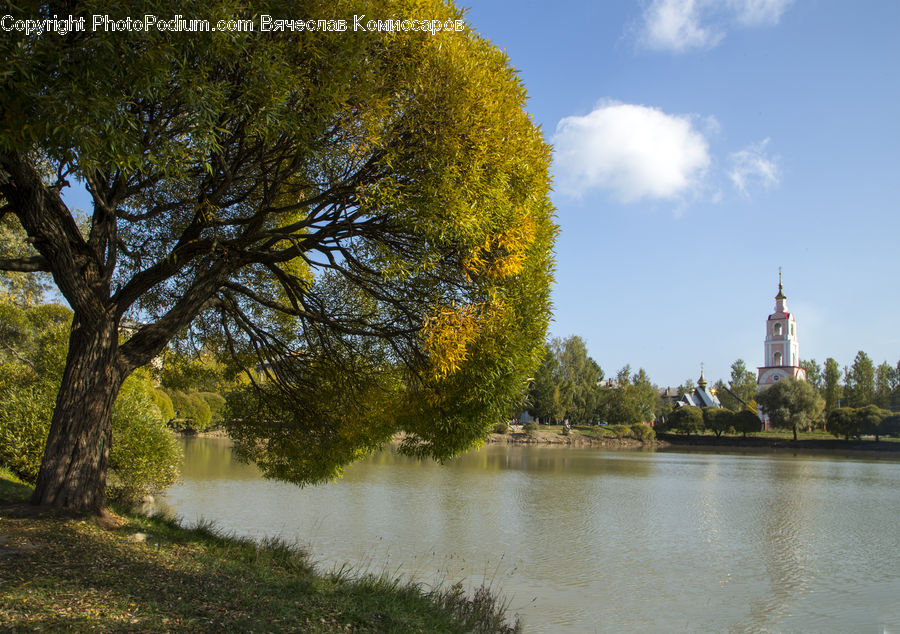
[[774, 323, 783, 336], [774, 351, 783, 365]]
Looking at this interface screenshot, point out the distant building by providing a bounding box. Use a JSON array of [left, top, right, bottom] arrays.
[[757, 272, 807, 390], [658, 386, 681, 407], [676, 370, 721, 409]]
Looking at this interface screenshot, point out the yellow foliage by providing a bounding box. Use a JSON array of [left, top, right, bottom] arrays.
[[422, 302, 481, 379], [464, 213, 537, 280], [421, 298, 511, 380]]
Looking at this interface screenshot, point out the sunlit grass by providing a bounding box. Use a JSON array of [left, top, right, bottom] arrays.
[[0, 472, 519, 633]]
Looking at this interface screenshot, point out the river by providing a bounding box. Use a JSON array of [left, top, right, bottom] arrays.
[[161, 437, 900, 632]]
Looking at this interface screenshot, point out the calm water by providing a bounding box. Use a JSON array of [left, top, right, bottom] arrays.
[[161, 438, 900, 632]]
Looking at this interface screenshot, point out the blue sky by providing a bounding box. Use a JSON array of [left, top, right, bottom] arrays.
[[463, 0, 900, 387], [57, 2, 899, 389]]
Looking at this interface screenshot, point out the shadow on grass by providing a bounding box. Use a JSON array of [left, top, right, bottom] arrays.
[[0, 468, 32, 504], [0, 501, 519, 633]]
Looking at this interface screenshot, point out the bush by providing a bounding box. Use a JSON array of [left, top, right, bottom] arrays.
[[168, 389, 213, 431], [827, 407, 859, 440], [608, 424, 632, 438], [491, 421, 510, 434], [669, 406, 704, 435], [733, 410, 762, 437], [703, 408, 734, 437], [107, 375, 182, 502], [630, 424, 655, 441], [0, 380, 56, 482], [0, 300, 182, 499], [882, 414, 900, 438], [152, 388, 175, 422], [0, 372, 181, 500], [523, 421, 538, 437], [199, 392, 227, 424]]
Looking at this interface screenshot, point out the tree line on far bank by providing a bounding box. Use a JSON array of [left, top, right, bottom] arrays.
[[525, 336, 900, 442]]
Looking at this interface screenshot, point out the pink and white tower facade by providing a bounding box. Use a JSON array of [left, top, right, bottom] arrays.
[[757, 272, 807, 390]]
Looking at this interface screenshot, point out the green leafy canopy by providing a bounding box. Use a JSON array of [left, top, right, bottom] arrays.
[[1, 0, 557, 491]]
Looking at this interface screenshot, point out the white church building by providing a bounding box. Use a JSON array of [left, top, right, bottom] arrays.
[[757, 273, 807, 390]]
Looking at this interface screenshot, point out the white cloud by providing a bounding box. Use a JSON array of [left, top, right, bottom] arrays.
[[639, 0, 792, 52], [552, 101, 711, 203], [728, 138, 780, 197], [640, 0, 722, 52], [732, 0, 792, 26]]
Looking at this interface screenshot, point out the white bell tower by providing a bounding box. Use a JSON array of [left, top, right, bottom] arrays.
[[758, 270, 806, 390]]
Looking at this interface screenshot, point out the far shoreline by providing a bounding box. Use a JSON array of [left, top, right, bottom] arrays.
[[175, 428, 900, 458]]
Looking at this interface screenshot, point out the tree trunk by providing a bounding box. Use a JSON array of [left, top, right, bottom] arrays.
[[30, 316, 123, 514]]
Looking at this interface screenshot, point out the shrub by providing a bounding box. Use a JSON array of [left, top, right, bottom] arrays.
[[152, 388, 175, 422], [733, 410, 762, 437], [827, 407, 859, 440], [0, 300, 182, 498], [703, 408, 734, 437], [0, 380, 56, 482], [882, 414, 900, 438], [630, 424, 655, 441], [491, 421, 510, 434], [107, 375, 182, 502], [168, 389, 213, 431], [608, 424, 632, 438], [199, 392, 227, 424], [523, 421, 538, 437], [0, 372, 181, 500], [669, 406, 704, 435]]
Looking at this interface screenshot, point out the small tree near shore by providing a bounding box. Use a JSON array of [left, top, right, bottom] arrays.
[[669, 406, 704, 435], [757, 378, 824, 441]]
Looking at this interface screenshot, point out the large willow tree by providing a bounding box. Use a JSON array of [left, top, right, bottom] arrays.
[[0, 0, 556, 512]]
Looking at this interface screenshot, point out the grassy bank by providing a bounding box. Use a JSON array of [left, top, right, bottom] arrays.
[[657, 431, 900, 453], [0, 468, 518, 633]]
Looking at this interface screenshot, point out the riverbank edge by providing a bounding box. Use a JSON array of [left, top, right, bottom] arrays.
[[182, 428, 900, 455], [485, 430, 660, 449], [0, 468, 520, 633], [655, 433, 900, 453]]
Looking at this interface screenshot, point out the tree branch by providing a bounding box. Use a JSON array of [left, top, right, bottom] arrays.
[[0, 255, 51, 272]]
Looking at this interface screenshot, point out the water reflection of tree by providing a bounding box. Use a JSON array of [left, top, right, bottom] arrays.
[[178, 437, 260, 481]]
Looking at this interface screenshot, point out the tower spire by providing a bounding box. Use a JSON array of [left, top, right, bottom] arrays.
[[776, 267, 786, 300]]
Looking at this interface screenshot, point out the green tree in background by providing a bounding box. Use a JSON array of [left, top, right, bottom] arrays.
[[598, 366, 658, 425], [0, 213, 50, 305], [668, 406, 704, 435], [729, 359, 758, 402], [703, 407, 733, 437], [716, 359, 757, 411], [827, 408, 859, 441], [527, 336, 603, 424], [857, 404, 890, 441], [823, 358, 842, 414], [733, 410, 762, 438], [800, 359, 823, 392], [757, 377, 824, 441], [874, 361, 898, 410], [528, 345, 566, 424], [0, 0, 556, 511], [844, 351, 876, 408], [557, 336, 603, 423]]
